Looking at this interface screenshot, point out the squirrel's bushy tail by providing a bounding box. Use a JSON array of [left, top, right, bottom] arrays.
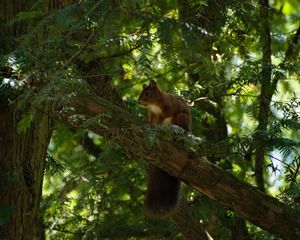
[[145, 165, 180, 218]]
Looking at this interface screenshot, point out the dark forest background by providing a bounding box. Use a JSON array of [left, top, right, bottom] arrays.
[[0, 0, 299, 239]]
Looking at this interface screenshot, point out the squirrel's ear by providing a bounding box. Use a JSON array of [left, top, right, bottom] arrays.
[[143, 84, 147, 89], [149, 80, 156, 87]]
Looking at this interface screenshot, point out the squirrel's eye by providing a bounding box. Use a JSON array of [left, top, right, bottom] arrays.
[[144, 90, 150, 97]]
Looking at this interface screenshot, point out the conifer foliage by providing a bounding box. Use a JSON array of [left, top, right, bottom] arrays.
[[0, 0, 299, 239]]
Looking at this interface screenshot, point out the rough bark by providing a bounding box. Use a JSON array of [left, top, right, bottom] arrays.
[[57, 94, 300, 240], [0, 103, 52, 239], [0, 0, 55, 238]]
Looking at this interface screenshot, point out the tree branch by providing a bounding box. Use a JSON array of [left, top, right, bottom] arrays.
[[56, 94, 300, 240], [254, 0, 273, 192], [118, 125, 300, 240]]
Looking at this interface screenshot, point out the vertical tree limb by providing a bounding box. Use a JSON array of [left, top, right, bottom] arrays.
[[255, 0, 273, 192]]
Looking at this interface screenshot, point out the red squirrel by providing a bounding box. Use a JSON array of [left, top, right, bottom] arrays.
[[138, 80, 191, 217]]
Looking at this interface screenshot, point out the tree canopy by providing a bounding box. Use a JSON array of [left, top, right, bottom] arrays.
[[0, 0, 299, 239]]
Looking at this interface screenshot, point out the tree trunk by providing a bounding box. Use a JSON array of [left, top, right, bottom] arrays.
[[0, 0, 54, 238], [0, 103, 52, 240]]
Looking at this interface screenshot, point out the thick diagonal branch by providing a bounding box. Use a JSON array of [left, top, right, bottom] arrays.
[[57, 94, 300, 240], [118, 125, 300, 240]]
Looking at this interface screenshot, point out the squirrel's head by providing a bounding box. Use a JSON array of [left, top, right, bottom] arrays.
[[138, 80, 161, 107]]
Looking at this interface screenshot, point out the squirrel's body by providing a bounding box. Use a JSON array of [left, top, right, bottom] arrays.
[[138, 80, 191, 217]]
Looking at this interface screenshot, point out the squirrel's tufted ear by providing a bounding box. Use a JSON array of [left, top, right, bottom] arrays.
[[143, 84, 147, 89], [149, 80, 156, 87]]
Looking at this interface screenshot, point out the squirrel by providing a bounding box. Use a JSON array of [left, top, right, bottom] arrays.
[[138, 80, 191, 217]]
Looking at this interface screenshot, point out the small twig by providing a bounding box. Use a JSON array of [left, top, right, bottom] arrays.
[[192, 93, 258, 103], [267, 154, 295, 169], [59, 31, 97, 72]]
